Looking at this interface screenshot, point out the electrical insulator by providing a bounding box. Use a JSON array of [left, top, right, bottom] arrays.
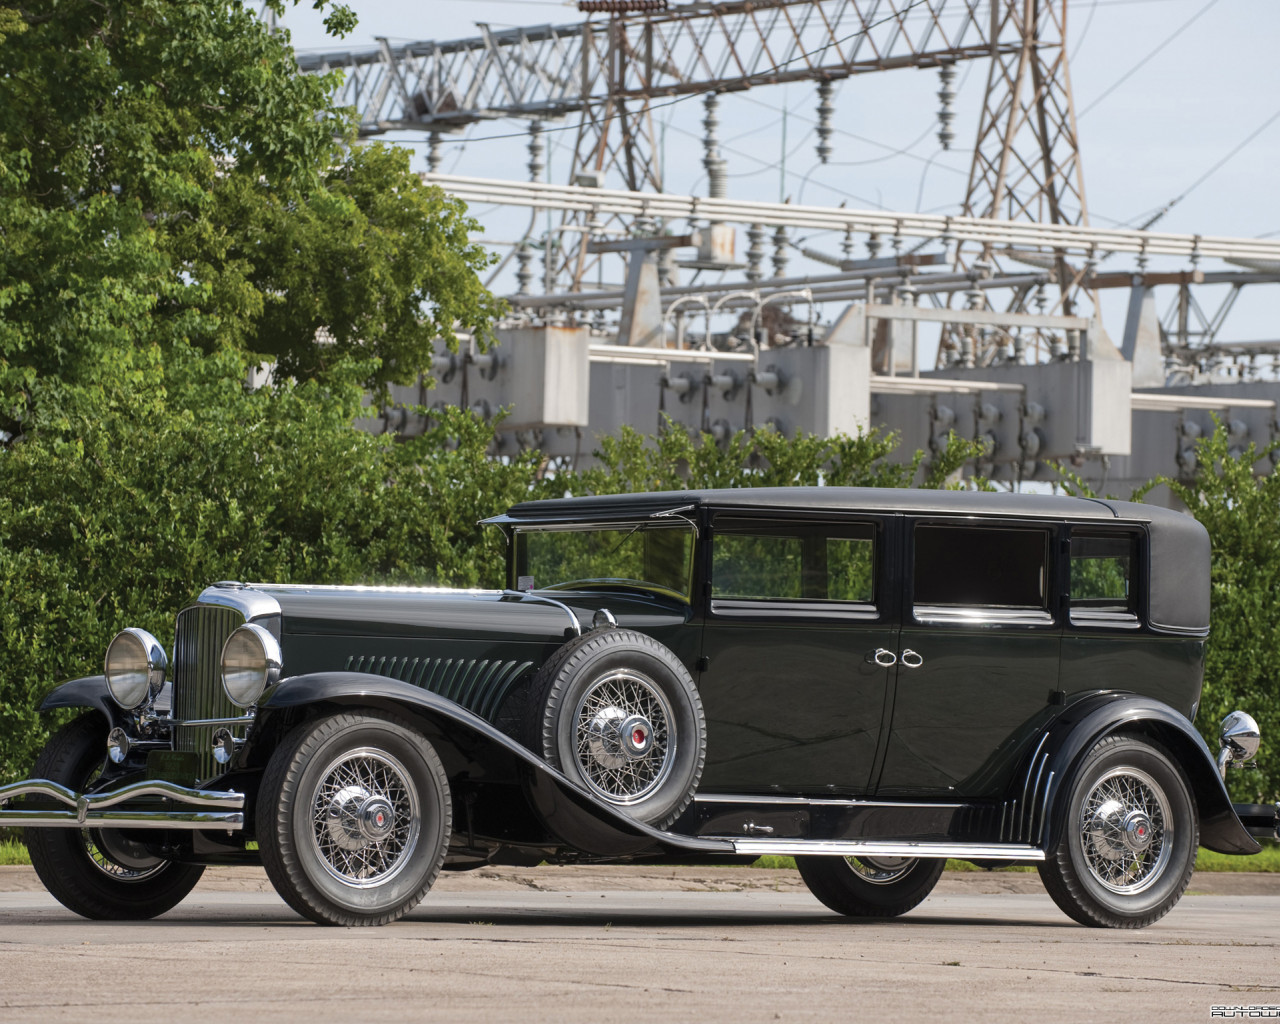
[[577, 0, 668, 13], [815, 80, 834, 164], [703, 94, 727, 199], [937, 64, 956, 151]]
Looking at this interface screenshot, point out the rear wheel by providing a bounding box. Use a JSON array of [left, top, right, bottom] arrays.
[[257, 711, 451, 926], [796, 855, 944, 918], [1038, 735, 1197, 928], [25, 714, 205, 920]]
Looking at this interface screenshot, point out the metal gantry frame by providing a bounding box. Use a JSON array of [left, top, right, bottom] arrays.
[[297, 0, 1090, 307], [295, 2, 1276, 384]]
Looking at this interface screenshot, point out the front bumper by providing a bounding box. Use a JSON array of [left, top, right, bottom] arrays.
[[0, 778, 245, 831]]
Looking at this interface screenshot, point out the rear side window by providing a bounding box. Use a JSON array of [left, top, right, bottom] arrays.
[[913, 524, 1050, 620], [1070, 532, 1139, 624], [712, 520, 875, 604]]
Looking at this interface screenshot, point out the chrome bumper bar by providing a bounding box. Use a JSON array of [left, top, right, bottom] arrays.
[[0, 778, 245, 831]]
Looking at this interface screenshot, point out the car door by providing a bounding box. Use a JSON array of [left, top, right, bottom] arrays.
[[875, 517, 1064, 799], [695, 511, 900, 796]]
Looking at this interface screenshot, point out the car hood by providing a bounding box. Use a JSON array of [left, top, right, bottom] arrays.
[[220, 583, 690, 642]]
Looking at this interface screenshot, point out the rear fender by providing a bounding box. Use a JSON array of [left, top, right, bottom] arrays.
[[1036, 694, 1260, 856], [255, 672, 733, 859]]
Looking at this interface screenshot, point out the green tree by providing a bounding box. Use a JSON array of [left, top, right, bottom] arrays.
[[1139, 424, 1280, 803], [0, 0, 499, 445]]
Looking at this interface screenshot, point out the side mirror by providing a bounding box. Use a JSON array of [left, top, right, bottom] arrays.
[[1217, 710, 1261, 780]]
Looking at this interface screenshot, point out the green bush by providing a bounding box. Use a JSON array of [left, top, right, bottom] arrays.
[[1141, 423, 1280, 803]]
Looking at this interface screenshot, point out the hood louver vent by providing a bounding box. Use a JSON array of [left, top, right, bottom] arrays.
[[346, 654, 534, 722]]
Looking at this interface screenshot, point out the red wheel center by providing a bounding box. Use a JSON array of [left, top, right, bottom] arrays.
[[632, 728, 647, 745]]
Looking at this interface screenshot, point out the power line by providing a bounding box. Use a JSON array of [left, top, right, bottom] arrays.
[[1132, 104, 1280, 230], [1077, 0, 1221, 119]]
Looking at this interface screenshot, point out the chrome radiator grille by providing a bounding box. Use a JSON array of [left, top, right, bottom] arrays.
[[173, 605, 244, 782]]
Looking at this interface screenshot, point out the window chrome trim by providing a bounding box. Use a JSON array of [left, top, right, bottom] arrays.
[[913, 605, 1054, 627], [709, 599, 880, 621], [1069, 610, 1141, 629]]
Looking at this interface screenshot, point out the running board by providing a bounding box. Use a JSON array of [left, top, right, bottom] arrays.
[[731, 839, 1045, 860]]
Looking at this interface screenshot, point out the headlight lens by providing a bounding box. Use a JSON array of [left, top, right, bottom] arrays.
[[220, 623, 282, 708], [104, 628, 168, 709]]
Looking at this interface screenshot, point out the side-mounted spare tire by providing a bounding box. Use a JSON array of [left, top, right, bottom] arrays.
[[524, 628, 706, 829]]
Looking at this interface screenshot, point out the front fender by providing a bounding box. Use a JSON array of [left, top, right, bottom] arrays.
[[39, 675, 120, 726], [1037, 694, 1260, 856], [256, 672, 733, 859]]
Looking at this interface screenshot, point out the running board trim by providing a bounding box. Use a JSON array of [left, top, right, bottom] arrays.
[[731, 839, 1045, 860]]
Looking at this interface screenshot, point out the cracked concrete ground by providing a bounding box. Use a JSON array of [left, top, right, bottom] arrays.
[[1, 866, 1276, 1022]]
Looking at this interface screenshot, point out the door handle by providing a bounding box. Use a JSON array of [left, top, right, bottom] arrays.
[[868, 648, 897, 667], [900, 648, 924, 669]]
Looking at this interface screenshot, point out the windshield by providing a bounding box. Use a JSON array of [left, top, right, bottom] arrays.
[[513, 524, 696, 602]]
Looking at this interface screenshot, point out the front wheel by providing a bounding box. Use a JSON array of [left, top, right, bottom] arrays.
[[1038, 735, 1198, 928], [25, 714, 205, 920], [796, 855, 945, 918], [257, 711, 452, 926]]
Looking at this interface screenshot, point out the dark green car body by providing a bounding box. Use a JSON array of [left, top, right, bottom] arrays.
[[6, 486, 1270, 929]]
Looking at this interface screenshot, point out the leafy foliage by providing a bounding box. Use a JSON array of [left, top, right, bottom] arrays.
[[1137, 423, 1280, 802], [575, 418, 982, 494], [0, 374, 982, 783], [0, 0, 499, 447]]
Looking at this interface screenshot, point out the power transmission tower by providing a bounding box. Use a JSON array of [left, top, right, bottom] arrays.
[[960, 0, 1089, 324], [299, 0, 1089, 306]]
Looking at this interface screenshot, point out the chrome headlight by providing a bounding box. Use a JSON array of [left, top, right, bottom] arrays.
[[104, 628, 168, 710], [220, 623, 282, 708]]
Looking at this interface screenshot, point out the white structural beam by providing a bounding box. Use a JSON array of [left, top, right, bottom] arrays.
[[426, 173, 1280, 264]]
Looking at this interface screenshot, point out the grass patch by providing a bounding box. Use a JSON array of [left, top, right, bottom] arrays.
[[1196, 842, 1280, 872], [0, 839, 30, 866]]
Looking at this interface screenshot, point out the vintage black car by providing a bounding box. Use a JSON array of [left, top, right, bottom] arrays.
[[2, 487, 1275, 928]]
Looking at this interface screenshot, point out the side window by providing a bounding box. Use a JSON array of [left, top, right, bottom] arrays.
[[712, 519, 875, 605], [913, 524, 1051, 622], [1070, 532, 1139, 624]]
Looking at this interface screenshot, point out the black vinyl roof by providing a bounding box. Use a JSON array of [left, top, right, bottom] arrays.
[[491, 487, 1210, 634], [501, 486, 1129, 521]]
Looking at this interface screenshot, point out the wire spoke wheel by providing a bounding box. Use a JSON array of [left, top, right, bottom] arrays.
[[528, 628, 706, 828], [1039, 735, 1197, 929], [845, 856, 916, 886], [258, 712, 451, 926], [25, 713, 204, 920], [573, 670, 675, 804], [1078, 766, 1171, 895], [797, 855, 944, 917], [82, 829, 167, 881], [308, 747, 420, 888]]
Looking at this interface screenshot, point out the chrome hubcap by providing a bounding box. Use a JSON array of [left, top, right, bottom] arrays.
[[574, 671, 673, 804], [1079, 766, 1171, 894], [310, 748, 419, 887]]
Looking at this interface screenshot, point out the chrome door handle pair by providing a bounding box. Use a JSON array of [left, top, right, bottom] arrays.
[[867, 648, 924, 668]]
